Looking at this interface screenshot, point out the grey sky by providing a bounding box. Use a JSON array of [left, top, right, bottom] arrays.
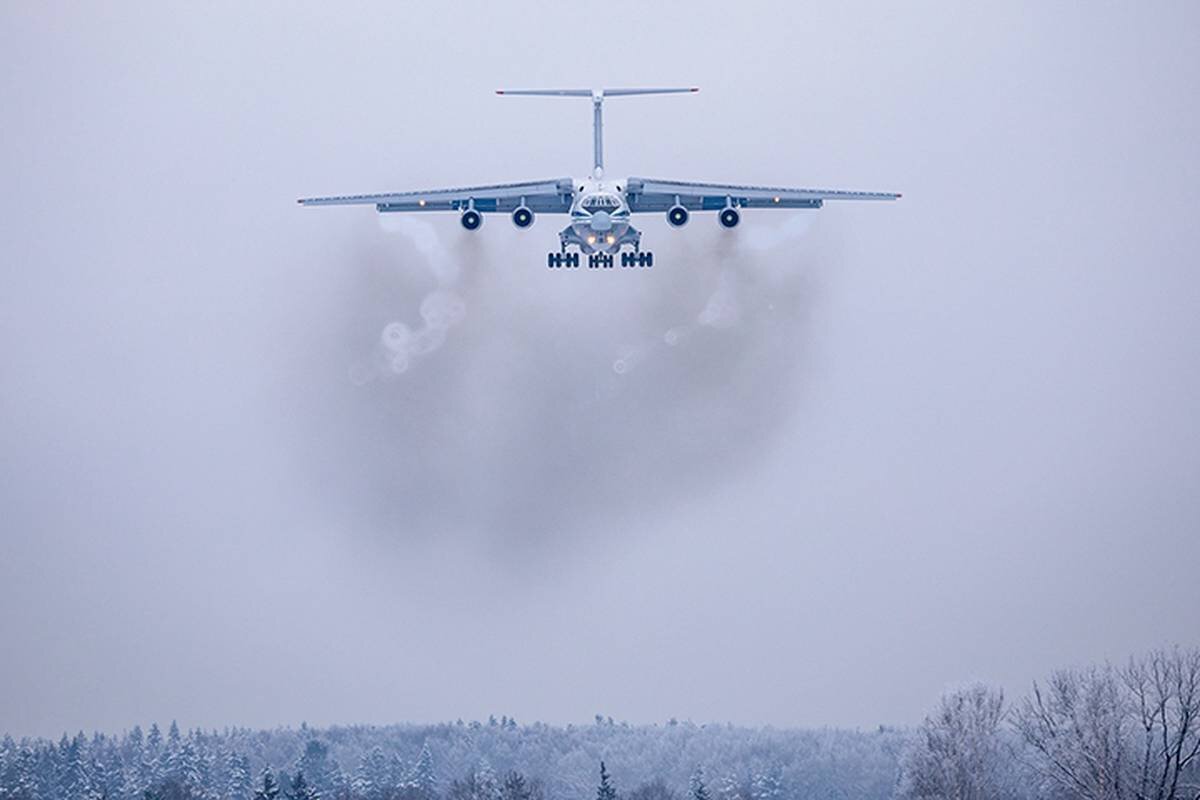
[[2, 2, 1198, 739]]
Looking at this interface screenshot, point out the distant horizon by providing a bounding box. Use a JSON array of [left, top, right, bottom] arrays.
[[4, 715, 913, 742]]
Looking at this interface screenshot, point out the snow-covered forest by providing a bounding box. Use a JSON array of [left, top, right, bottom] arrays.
[[2, 646, 1196, 800], [0, 719, 902, 800]]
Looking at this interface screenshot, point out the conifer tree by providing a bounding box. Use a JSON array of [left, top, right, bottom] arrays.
[[751, 767, 780, 800], [409, 742, 437, 800], [253, 768, 280, 800], [500, 771, 531, 800], [0, 736, 11, 789], [138, 726, 162, 793], [286, 771, 318, 800], [8, 748, 38, 800], [145, 726, 162, 755], [227, 752, 253, 800], [59, 733, 90, 800], [475, 760, 500, 800], [596, 762, 618, 800], [354, 747, 389, 800], [388, 753, 407, 794], [297, 741, 336, 798], [173, 741, 202, 792], [89, 754, 123, 800]]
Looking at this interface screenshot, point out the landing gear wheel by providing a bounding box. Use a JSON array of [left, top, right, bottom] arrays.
[[635, 251, 653, 268], [568, 252, 580, 268], [548, 252, 564, 268]]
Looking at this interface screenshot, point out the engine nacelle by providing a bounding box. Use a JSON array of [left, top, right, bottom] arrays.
[[719, 207, 741, 228], [667, 205, 689, 227], [511, 206, 534, 228], [460, 209, 482, 230]]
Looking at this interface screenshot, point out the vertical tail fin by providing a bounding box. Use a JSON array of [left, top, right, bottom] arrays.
[[496, 88, 699, 178]]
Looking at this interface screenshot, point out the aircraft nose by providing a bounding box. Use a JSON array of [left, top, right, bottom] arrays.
[[589, 211, 613, 232]]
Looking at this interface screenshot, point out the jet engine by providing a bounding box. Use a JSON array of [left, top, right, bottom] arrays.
[[511, 206, 534, 228], [667, 205, 689, 227], [460, 209, 482, 230], [718, 207, 741, 228]]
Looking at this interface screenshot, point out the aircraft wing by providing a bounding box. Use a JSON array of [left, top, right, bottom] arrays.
[[624, 177, 900, 211], [298, 178, 575, 214]]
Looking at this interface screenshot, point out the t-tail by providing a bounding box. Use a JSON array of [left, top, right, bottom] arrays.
[[496, 87, 699, 179]]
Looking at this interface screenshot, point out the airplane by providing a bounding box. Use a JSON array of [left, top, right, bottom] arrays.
[[298, 88, 900, 269]]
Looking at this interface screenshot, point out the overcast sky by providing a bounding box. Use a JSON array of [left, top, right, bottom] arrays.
[[2, 2, 1199, 740]]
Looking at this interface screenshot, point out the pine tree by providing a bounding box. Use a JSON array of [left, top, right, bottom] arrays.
[[296, 741, 337, 798], [35, 745, 56, 800], [89, 754, 124, 800], [138, 726, 161, 794], [388, 754, 407, 794], [500, 771, 531, 800], [113, 751, 132, 800], [596, 762, 618, 800], [409, 742, 436, 800], [353, 747, 388, 800], [172, 741, 202, 793], [0, 736, 11, 788], [253, 768, 280, 800], [59, 733, 91, 800], [189, 731, 213, 799], [226, 752, 252, 800], [145, 726, 162, 756], [474, 760, 500, 800], [286, 771, 318, 800], [689, 767, 709, 800], [8, 747, 38, 800], [751, 767, 781, 800]]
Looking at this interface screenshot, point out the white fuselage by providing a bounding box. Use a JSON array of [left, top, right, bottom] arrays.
[[563, 177, 639, 255]]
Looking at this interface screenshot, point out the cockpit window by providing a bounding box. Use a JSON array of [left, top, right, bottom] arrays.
[[581, 194, 621, 210]]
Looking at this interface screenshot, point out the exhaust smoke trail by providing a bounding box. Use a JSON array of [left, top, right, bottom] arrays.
[[323, 212, 827, 551], [352, 219, 469, 382]]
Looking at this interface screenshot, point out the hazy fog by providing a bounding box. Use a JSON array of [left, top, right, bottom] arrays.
[[2, 2, 1198, 738]]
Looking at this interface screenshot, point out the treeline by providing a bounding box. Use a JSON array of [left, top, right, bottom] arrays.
[[5, 645, 1194, 800], [0, 717, 903, 800]]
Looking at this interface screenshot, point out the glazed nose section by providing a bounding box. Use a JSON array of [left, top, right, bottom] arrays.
[[588, 211, 613, 232]]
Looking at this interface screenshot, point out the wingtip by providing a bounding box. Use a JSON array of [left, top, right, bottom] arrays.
[[690, 87, 700, 92], [495, 90, 504, 95]]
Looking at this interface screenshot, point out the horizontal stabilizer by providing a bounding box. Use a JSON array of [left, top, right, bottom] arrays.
[[496, 88, 698, 176], [496, 87, 698, 98]]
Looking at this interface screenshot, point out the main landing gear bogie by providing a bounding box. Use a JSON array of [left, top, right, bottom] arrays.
[[547, 252, 580, 268], [621, 251, 654, 268]]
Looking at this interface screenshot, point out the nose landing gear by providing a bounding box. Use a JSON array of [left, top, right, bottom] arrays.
[[588, 253, 615, 269]]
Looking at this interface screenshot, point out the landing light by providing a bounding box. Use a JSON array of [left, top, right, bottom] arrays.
[[773, 196, 780, 203], [587, 235, 597, 245], [606, 235, 615, 245], [418, 199, 426, 207]]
